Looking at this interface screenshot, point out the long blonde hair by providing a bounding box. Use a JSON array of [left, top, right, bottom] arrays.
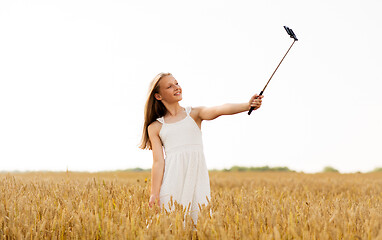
[[138, 72, 172, 150]]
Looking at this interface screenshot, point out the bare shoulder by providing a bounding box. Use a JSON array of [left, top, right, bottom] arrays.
[[190, 106, 206, 121], [191, 106, 205, 112], [148, 120, 162, 136], [190, 106, 205, 117], [191, 105, 221, 121]]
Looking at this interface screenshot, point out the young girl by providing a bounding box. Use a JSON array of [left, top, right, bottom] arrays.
[[139, 72, 263, 227]]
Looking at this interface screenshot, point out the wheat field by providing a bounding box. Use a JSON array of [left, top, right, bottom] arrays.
[[0, 171, 381, 239]]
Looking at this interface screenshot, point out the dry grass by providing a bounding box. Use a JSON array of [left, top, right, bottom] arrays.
[[0, 171, 381, 239]]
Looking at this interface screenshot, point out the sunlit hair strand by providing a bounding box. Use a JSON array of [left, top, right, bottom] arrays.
[[138, 72, 172, 150]]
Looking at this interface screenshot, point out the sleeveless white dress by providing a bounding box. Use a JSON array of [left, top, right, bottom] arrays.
[[156, 106, 211, 225]]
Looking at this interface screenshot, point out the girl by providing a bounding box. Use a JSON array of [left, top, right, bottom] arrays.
[[139, 72, 263, 227]]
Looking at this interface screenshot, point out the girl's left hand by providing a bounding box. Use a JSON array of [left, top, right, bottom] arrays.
[[249, 94, 264, 110]]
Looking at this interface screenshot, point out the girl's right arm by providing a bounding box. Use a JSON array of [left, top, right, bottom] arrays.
[[147, 121, 165, 207]]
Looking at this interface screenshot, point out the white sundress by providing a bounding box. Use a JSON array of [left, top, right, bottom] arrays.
[[156, 106, 211, 226]]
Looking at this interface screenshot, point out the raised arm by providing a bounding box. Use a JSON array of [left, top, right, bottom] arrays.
[[196, 94, 263, 121], [147, 121, 165, 207]]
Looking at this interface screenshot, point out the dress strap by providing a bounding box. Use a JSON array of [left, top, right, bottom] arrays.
[[156, 117, 164, 124], [185, 106, 192, 115]]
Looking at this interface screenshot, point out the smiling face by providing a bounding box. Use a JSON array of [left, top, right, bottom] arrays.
[[154, 74, 182, 103]]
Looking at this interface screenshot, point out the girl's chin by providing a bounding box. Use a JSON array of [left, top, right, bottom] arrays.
[[164, 95, 182, 102]]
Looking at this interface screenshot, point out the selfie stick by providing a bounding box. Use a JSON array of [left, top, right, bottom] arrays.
[[248, 26, 298, 115]]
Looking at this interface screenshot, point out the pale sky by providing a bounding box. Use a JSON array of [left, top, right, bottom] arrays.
[[0, 0, 381, 173]]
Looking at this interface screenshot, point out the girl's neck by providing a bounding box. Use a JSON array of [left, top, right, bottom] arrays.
[[163, 102, 183, 117]]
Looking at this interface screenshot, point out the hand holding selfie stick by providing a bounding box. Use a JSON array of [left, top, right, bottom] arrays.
[[248, 26, 298, 115]]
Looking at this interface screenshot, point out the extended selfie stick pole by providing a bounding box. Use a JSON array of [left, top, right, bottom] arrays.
[[248, 26, 298, 115]]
